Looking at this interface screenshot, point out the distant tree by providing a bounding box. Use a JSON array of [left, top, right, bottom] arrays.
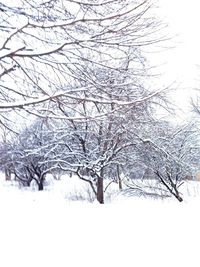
[[133, 122, 199, 201], [2, 119, 61, 190], [0, 124, 14, 180], [0, 141, 12, 180]]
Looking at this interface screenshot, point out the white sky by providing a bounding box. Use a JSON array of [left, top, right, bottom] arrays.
[[150, 0, 200, 119], [160, 0, 200, 78]]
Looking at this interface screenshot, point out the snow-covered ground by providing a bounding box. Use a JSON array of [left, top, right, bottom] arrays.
[[0, 175, 200, 267]]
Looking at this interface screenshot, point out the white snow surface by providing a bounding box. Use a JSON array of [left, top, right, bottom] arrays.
[[0, 175, 200, 267]]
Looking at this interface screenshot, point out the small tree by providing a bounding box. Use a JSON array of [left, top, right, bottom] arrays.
[[5, 120, 60, 190], [134, 122, 199, 201]]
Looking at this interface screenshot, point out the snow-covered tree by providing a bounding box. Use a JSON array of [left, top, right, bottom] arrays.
[[131, 121, 200, 201], [0, 0, 175, 204], [44, 65, 160, 203], [1, 119, 62, 190], [0, 0, 165, 125]]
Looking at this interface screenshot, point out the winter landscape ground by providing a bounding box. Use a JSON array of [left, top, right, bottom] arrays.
[[0, 174, 200, 267]]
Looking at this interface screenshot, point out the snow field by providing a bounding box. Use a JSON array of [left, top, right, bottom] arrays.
[[0, 176, 200, 267]]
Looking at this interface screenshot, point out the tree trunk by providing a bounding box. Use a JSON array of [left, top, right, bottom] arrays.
[[117, 165, 122, 190], [26, 179, 31, 187], [97, 176, 104, 204], [175, 193, 183, 202], [174, 188, 183, 202], [155, 171, 183, 202], [38, 178, 44, 191], [5, 168, 11, 181], [38, 182, 44, 191]]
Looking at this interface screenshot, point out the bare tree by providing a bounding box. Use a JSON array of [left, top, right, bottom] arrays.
[[0, 123, 16, 180], [0, 1, 172, 203], [0, 119, 60, 190], [46, 72, 155, 203], [0, 0, 165, 124], [130, 121, 199, 201]]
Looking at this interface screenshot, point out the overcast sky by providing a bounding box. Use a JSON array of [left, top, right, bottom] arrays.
[[160, 0, 200, 80], [152, 0, 200, 119]]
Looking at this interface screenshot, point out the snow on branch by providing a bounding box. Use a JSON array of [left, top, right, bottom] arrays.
[[28, 1, 148, 29], [0, 87, 166, 111]]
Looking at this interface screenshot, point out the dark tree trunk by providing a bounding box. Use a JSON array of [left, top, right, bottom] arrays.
[[174, 189, 183, 202], [38, 182, 44, 191], [175, 194, 183, 202], [117, 165, 122, 190], [26, 180, 31, 187], [97, 176, 104, 204], [155, 171, 183, 202], [38, 177, 44, 191], [5, 168, 11, 181]]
